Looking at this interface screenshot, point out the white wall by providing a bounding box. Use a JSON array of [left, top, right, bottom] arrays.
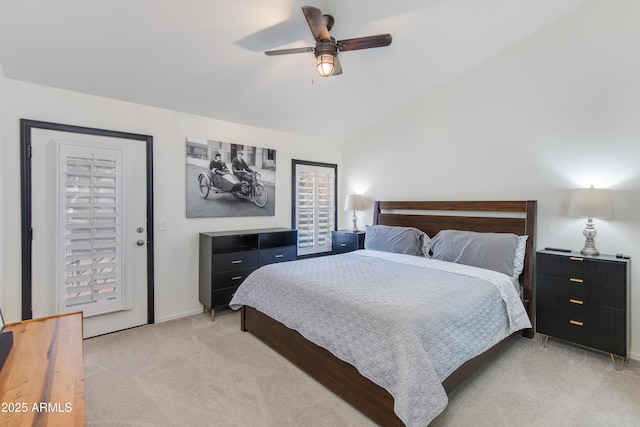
[[1, 79, 340, 324], [342, 0, 640, 359]]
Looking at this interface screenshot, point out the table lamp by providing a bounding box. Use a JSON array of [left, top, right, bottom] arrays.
[[344, 194, 364, 232], [567, 185, 613, 256]]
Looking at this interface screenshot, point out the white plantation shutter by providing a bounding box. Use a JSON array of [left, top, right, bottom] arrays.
[[58, 143, 127, 317], [295, 163, 336, 255]]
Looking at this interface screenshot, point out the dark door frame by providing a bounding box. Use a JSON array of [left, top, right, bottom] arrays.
[[291, 159, 338, 258], [19, 119, 155, 323]]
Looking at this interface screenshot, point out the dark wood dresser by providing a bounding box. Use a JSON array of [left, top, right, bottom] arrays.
[[199, 228, 297, 320], [536, 250, 629, 368], [331, 230, 366, 254]]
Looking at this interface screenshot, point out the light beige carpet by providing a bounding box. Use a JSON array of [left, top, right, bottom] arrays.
[[83, 310, 640, 426]]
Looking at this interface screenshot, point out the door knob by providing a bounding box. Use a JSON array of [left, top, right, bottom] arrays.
[[137, 240, 145, 246]]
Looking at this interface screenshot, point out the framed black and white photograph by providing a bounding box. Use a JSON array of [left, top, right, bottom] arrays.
[[186, 137, 276, 218]]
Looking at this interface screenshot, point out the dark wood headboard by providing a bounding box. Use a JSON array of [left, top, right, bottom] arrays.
[[373, 200, 537, 338]]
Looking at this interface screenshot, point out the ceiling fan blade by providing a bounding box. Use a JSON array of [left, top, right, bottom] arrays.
[[265, 46, 314, 56], [302, 6, 330, 42], [337, 34, 392, 52], [332, 55, 343, 76]]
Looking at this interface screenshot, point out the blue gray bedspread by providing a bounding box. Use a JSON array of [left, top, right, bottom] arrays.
[[229, 250, 531, 426]]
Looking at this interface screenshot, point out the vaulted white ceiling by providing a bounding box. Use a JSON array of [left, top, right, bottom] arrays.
[[0, 0, 589, 142]]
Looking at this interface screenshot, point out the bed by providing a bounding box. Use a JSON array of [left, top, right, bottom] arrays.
[[229, 200, 536, 426]]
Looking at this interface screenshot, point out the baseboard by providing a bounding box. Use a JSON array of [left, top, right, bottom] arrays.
[[155, 308, 204, 323], [628, 351, 639, 362]]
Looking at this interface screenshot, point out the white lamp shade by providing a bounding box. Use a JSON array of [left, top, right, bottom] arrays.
[[344, 194, 364, 211], [567, 187, 614, 219]]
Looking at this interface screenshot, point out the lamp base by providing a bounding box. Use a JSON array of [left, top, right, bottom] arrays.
[[580, 246, 600, 257], [581, 218, 599, 256], [351, 210, 359, 232]]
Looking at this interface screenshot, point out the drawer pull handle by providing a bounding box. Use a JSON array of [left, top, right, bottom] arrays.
[[569, 278, 584, 283], [569, 320, 584, 327], [231, 260, 243, 264], [231, 276, 243, 280], [570, 257, 584, 261], [340, 243, 347, 247], [570, 299, 584, 305], [275, 254, 284, 258]]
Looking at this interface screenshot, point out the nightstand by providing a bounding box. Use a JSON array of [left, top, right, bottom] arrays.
[[536, 250, 629, 369], [332, 230, 366, 254]]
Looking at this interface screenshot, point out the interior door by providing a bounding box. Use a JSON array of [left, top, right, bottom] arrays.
[[26, 124, 152, 338]]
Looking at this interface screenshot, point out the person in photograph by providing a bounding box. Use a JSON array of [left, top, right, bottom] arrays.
[[232, 151, 254, 183], [209, 153, 230, 188]]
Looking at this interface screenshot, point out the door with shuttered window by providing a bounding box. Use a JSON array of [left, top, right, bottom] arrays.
[[58, 144, 129, 317], [29, 127, 149, 338]]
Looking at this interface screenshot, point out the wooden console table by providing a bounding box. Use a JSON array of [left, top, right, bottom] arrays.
[[0, 312, 85, 426]]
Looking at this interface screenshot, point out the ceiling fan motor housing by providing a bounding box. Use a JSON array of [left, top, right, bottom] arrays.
[[314, 39, 338, 58], [323, 14, 334, 32]]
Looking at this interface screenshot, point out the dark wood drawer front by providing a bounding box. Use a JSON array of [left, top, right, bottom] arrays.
[[566, 308, 626, 356], [211, 286, 240, 308], [332, 233, 357, 252], [259, 245, 297, 266], [536, 294, 626, 356], [333, 240, 357, 253], [331, 231, 365, 254], [212, 268, 256, 291], [212, 250, 259, 273], [537, 274, 625, 308], [537, 254, 626, 285]]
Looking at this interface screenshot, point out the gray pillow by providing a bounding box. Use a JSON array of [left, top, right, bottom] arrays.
[[430, 230, 519, 276], [365, 225, 430, 257]]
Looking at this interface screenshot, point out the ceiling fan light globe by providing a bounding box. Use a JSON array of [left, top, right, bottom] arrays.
[[317, 54, 334, 77]]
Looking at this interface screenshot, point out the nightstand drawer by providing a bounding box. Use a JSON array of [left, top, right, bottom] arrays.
[[211, 249, 259, 273], [537, 273, 625, 308], [332, 231, 365, 253], [259, 245, 297, 266], [333, 240, 358, 253], [537, 253, 626, 285], [567, 305, 626, 356]]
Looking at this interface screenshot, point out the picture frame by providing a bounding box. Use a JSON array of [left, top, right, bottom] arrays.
[[186, 137, 276, 218]]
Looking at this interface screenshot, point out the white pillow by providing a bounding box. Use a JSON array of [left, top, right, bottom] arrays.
[[512, 235, 528, 281]]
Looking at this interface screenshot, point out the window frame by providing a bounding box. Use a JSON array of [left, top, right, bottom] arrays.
[[291, 159, 338, 257]]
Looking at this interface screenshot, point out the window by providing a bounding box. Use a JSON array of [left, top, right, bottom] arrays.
[[58, 143, 127, 317], [292, 160, 337, 256]]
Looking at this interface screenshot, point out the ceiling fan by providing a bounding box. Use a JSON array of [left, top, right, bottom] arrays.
[[265, 6, 392, 77]]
